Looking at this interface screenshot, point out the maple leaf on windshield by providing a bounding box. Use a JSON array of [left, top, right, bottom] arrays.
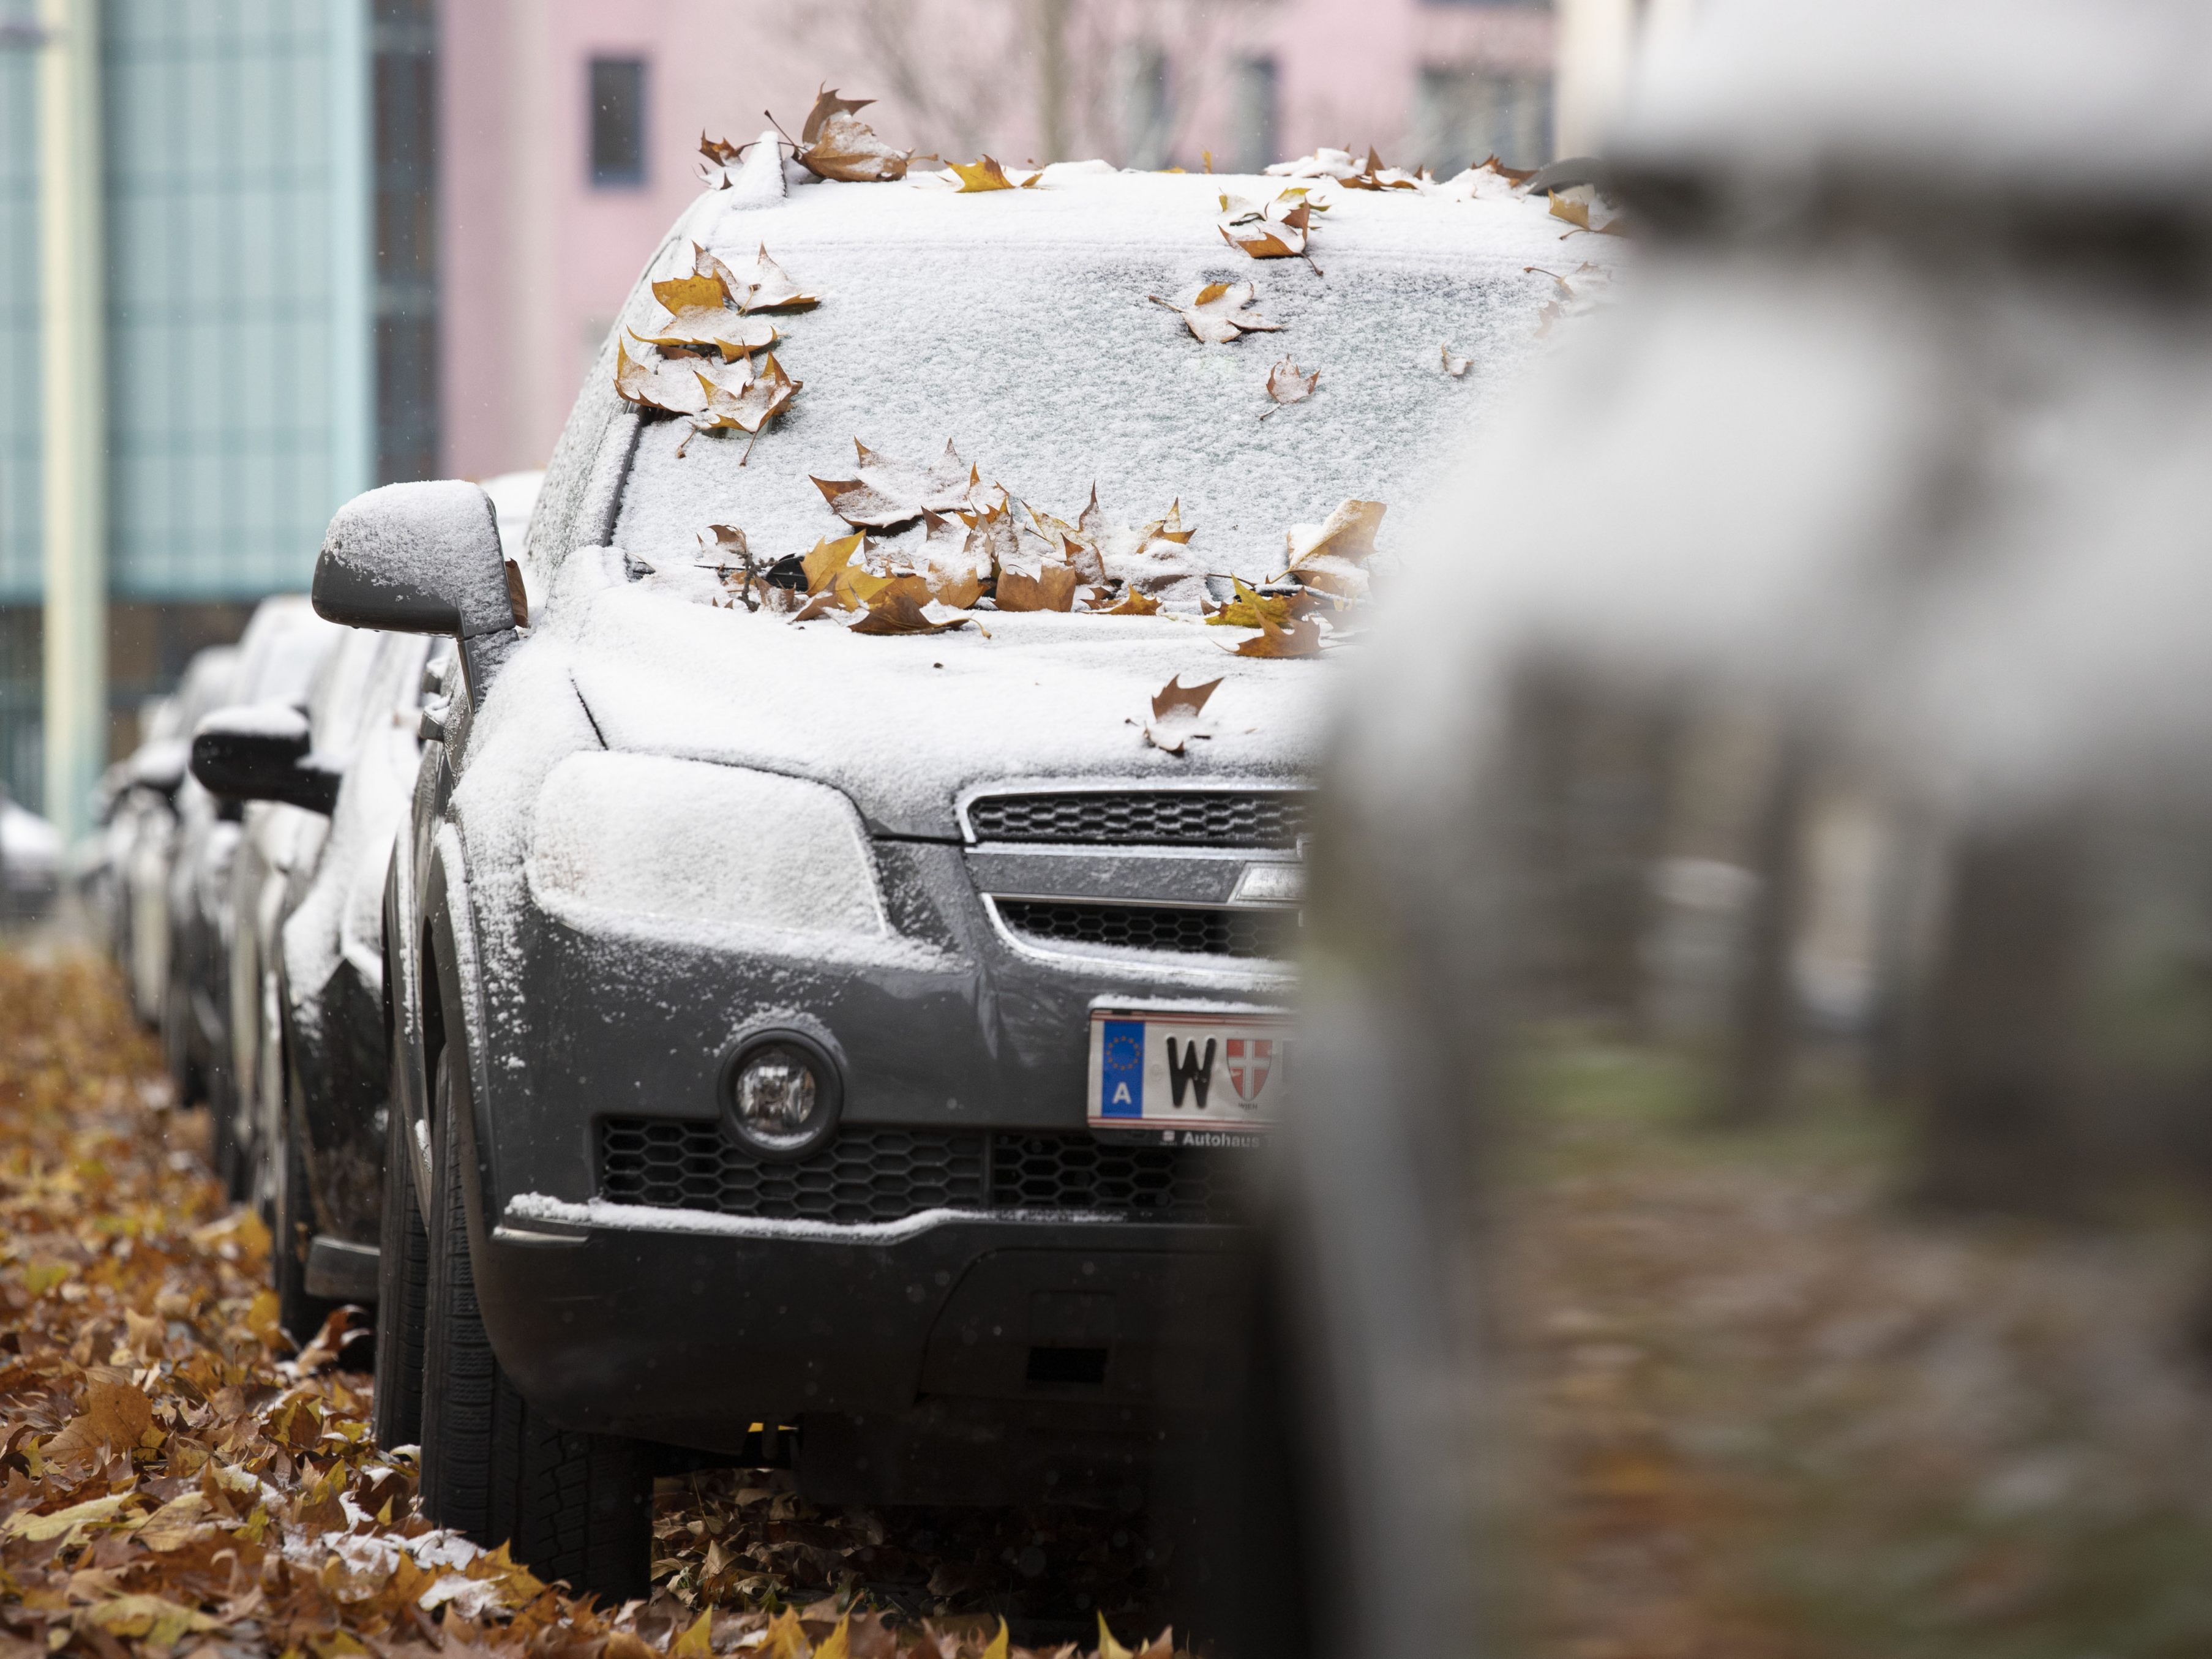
[[812, 440, 986, 528], [793, 87, 912, 182], [675, 353, 800, 459], [615, 335, 714, 415], [632, 265, 778, 362], [945, 155, 1043, 192], [733, 244, 819, 312], [1056, 490, 1202, 598], [1220, 189, 1322, 272], [1205, 579, 1324, 658], [1145, 281, 1284, 345], [1441, 343, 1472, 378], [842, 574, 977, 635], [1285, 498, 1385, 602], [1141, 673, 1223, 755], [1259, 357, 1319, 419]]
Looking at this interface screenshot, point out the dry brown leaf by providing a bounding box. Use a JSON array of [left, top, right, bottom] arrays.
[[1441, 342, 1472, 378], [995, 556, 1081, 613], [842, 574, 977, 635], [1095, 588, 1162, 616], [1549, 192, 1629, 238], [1259, 357, 1319, 419], [1482, 152, 1540, 184], [946, 155, 1042, 192], [1339, 146, 1425, 192], [1145, 280, 1284, 346], [615, 335, 712, 415], [813, 440, 985, 528], [1286, 498, 1386, 602], [697, 132, 751, 189], [794, 91, 911, 182], [734, 244, 819, 312], [1233, 607, 1324, 659], [632, 263, 778, 362], [1141, 673, 1223, 754], [1219, 191, 1321, 271], [697, 351, 800, 436]]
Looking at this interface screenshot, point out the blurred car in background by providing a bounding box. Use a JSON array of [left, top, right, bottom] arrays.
[[0, 791, 61, 921], [193, 473, 537, 1339], [157, 601, 344, 1157]]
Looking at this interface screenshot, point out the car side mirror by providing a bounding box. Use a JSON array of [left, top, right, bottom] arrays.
[[190, 705, 343, 815], [313, 479, 526, 638]]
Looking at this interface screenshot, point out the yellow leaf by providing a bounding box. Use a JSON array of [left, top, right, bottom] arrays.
[[77, 1595, 217, 1649], [946, 155, 1041, 192], [815, 1616, 853, 1659], [981, 1618, 1010, 1659], [1285, 498, 1385, 602], [4, 1493, 131, 1543], [793, 88, 912, 181], [759, 1608, 809, 1659], [1098, 1614, 1134, 1659], [671, 1609, 714, 1659]]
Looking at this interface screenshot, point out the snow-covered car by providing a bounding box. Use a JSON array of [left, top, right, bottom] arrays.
[[0, 793, 61, 921], [167, 598, 342, 1191], [313, 145, 1613, 1591]]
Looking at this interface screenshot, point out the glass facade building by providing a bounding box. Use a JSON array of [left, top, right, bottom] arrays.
[[0, 0, 431, 813]]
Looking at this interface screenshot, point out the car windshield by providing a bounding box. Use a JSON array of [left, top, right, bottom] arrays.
[[608, 173, 1587, 594]]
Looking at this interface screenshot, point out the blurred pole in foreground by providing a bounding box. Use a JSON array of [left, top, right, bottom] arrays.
[[37, 0, 105, 841]]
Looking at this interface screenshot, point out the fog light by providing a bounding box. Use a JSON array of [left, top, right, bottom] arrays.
[[720, 1033, 841, 1158]]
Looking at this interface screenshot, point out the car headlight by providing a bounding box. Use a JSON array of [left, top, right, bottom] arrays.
[[529, 752, 887, 938]]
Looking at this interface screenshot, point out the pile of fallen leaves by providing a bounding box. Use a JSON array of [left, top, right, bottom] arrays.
[[0, 949, 1187, 1659]]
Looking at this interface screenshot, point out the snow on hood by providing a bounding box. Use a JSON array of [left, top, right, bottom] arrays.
[[546, 553, 1330, 839]]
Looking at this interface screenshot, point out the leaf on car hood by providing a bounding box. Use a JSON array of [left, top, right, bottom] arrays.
[[1140, 673, 1223, 755], [1338, 146, 1425, 192], [793, 88, 912, 182], [1285, 498, 1385, 602], [1548, 192, 1629, 238], [1259, 357, 1319, 419], [1145, 281, 1284, 345], [812, 440, 991, 528], [945, 155, 1043, 192]]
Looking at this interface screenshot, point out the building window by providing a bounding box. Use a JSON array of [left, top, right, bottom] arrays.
[[590, 57, 648, 188], [1122, 43, 1172, 170], [1415, 65, 1553, 174], [1231, 56, 1279, 174]]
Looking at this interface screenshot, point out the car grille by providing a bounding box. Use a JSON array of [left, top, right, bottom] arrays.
[[994, 898, 1295, 961], [965, 790, 1307, 849], [598, 1120, 1248, 1227]]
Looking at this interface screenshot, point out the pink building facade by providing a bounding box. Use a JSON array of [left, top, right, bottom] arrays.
[[440, 0, 1557, 482]]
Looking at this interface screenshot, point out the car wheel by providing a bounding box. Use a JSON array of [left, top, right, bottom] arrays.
[[418, 1047, 651, 1597], [371, 1040, 429, 1451], [209, 1065, 246, 1200], [272, 1058, 338, 1346]]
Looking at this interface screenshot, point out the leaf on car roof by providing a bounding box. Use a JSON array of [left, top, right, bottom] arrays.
[[792, 88, 911, 182], [1259, 357, 1319, 419], [945, 155, 1043, 192], [1145, 281, 1284, 345], [1285, 498, 1385, 602], [697, 131, 752, 189], [812, 440, 988, 528], [1140, 673, 1223, 754], [1441, 343, 1472, 378]]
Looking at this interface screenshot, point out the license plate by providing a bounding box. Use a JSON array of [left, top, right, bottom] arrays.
[[1087, 1008, 1288, 1136]]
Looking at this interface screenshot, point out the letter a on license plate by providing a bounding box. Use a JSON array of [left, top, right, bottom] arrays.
[[1087, 1008, 1287, 1135]]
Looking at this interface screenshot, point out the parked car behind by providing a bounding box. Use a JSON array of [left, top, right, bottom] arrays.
[[194, 475, 537, 1339], [313, 147, 1612, 1592], [0, 792, 61, 921]]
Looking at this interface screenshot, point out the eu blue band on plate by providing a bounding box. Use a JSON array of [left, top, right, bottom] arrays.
[[1099, 1019, 1145, 1118]]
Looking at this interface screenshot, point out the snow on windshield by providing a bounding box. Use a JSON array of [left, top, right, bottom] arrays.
[[609, 169, 1608, 596]]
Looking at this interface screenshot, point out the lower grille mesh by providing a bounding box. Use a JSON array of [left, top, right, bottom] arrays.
[[995, 899, 1295, 960], [598, 1120, 1247, 1227]]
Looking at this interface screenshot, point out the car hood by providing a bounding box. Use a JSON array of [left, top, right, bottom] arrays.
[[558, 580, 1333, 839]]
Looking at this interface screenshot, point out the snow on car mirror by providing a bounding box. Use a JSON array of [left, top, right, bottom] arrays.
[[313, 480, 513, 640], [189, 704, 342, 815]]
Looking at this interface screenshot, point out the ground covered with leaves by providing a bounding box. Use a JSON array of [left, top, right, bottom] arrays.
[[1509, 1047, 2212, 1659], [0, 949, 1181, 1659]]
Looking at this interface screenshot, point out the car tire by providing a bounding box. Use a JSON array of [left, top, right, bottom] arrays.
[[209, 1065, 246, 1200], [371, 1046, 429, 1451], [272, 1058, 339, 1346], [418, 1047, 651, 1597]]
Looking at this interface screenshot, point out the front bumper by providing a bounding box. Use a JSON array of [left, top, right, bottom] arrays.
[[476, 1202, 1248, 1452]]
